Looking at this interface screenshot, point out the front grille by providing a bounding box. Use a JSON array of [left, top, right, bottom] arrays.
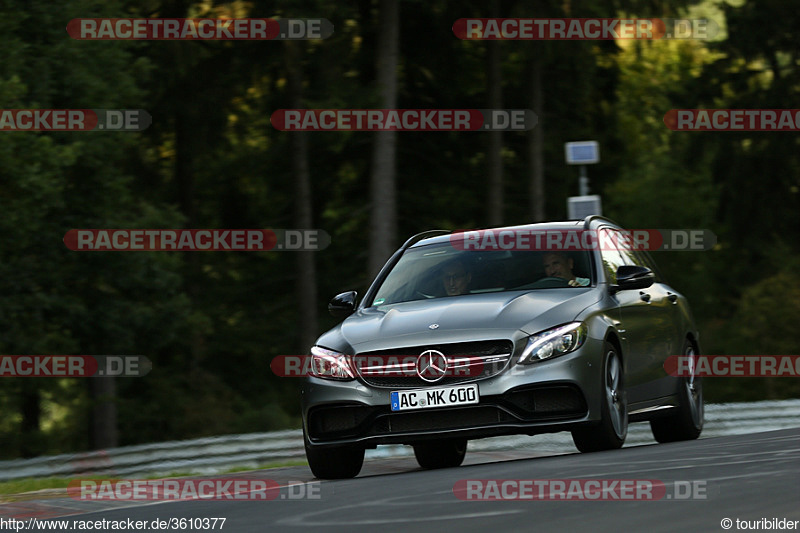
[[356, 340, 514, 388]]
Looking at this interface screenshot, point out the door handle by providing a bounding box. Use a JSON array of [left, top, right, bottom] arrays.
[[639, 291, 651, 302], [667, 292, 678, 303]]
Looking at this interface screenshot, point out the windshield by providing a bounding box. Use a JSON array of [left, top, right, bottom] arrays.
[[369, 243, 594, 307]]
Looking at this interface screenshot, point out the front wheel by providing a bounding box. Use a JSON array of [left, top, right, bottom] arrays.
[[650, 340, 703, 443], [572, 343, 627, 452], [413, 438, 467, 469], [304, 428, 364, 479]]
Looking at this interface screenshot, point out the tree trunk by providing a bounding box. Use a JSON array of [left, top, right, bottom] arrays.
[[528, 51, 545, 221], [368, 0, 399, 278], [89, 377, 118, 449], [287, 41, 319, 352], [20, 384, 41, 457], [487, 0, 503, 226]]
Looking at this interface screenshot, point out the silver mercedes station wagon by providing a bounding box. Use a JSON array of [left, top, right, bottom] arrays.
[[301, 216, 703, 479]]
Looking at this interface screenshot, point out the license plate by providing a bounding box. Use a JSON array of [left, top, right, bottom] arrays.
[[390, 383, 479, 412]]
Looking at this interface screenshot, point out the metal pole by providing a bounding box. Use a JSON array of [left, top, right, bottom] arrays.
[[579, 165, 589, 196]]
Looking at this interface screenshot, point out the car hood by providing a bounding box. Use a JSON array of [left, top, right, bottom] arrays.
[[318, 289, 600, 353]]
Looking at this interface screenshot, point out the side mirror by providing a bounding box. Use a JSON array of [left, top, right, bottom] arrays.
[[612, 265, 654, 292], [328, 291, 358, 318]]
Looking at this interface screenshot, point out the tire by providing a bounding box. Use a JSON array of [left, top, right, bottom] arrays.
[[304, 428, 364, 479], [413, 438, 467, 470], [650, 340, 703, 443], [572, 342, 627, 452]]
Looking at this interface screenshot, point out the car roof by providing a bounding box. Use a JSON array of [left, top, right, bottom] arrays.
[[407, 216, 621, 249]]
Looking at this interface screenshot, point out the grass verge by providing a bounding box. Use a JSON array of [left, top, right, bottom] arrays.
[[0, 459, 309, 498]]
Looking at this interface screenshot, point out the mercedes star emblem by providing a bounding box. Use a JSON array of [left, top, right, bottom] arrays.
[[416, 350, 448, 382]]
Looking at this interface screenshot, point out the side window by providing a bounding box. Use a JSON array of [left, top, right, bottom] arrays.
[[604, 229, 665, 284], [620, 247, 645, 270], [611, 230, 643, 269], [631, 249, 664, 283], [599, 228, 628, 284]]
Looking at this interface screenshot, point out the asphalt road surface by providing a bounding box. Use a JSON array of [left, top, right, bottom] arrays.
[[3, 427, 799, 532]]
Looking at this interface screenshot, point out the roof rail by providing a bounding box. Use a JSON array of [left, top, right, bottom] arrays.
[[582, 215, 621, 230], [400, 229, 452, 250]]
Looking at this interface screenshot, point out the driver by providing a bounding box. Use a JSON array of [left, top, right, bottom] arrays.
[[542, 252, 590, 287], [441, 259, 472, 296]]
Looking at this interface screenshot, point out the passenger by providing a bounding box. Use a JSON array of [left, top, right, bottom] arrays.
[[542, 252, 590, 287]]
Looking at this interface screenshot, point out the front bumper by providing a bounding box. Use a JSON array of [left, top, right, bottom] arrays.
[[301, 338, 606, 447]]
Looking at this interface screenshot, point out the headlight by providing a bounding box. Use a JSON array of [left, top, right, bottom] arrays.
[[518, 322, 587, 364], [310, 346, 355, 380]]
